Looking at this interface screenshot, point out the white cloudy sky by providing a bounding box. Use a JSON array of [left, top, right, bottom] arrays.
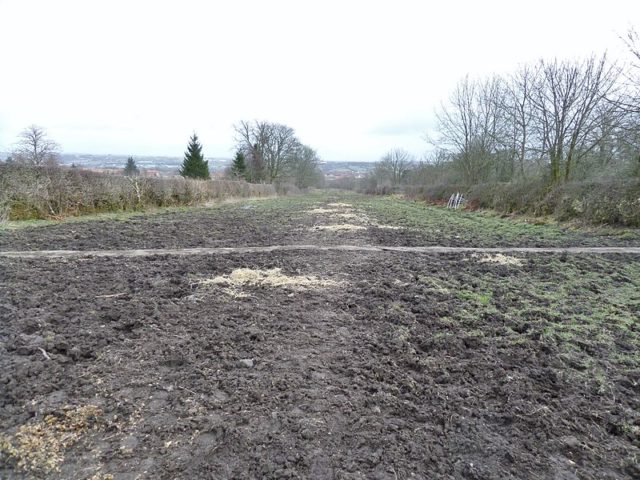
[[0, 0, 638, 161]]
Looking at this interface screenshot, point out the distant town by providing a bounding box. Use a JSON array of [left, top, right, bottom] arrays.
[[0, 152, 375, 181]]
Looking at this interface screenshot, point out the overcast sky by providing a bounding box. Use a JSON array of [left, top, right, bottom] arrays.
[[1, 0, 638, 161]]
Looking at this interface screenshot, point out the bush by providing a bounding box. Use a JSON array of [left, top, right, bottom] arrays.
[[404, 178, 640, 226], [466, 180, 550, 213], [273, 182, 301, 196], [356, 176, 402, 195], [539, 180, 640, 226], [0, 165, 276, 220], [405, 184, 468, 204]]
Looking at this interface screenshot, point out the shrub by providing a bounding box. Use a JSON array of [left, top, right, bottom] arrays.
[[404, 177, 640, 226], [0, 165, 276, 220], [274, 182, 301, 196], [404, 184, 468, 204], [540, 180, 640, 226], [466, 180, 550, 213]]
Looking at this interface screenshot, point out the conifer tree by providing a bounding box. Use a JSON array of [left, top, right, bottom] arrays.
[[123, 156, 140, 176], [179, 133, 210, 179], [230, 149, 247, 179]]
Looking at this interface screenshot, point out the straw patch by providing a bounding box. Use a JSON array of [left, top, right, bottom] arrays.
[[0, 405, 103, 475], [311, 224, 367, 232], [476, 253, 523, 267], [307, 208, 346, 214], [326, 203, 353, 208], [374, 224, 404, 230], [199, 268, 341, 291], [335, 212, 370, 222]]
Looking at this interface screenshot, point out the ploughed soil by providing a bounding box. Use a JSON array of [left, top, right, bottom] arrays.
[[0, 194, 638, 251], [1, 195, 640, 479]]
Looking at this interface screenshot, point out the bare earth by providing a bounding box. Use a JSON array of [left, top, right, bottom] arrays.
[[1, 194, 639, 479]]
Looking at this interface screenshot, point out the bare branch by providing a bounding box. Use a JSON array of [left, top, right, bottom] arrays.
[[13, 125, 60, 166]]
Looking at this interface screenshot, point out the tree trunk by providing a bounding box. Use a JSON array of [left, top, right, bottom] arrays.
[[550, 147, 562, 184], [564, 151, 573, 182]]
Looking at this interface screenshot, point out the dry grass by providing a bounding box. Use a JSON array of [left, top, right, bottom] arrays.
[[334, 213, 375, 225], [335, 212, 371, 221], [475, 253, 524, 267], [1, 164, 276, 220], [0, 405, 103, 475], [204, 195, 276, 207], [307, 208, 348, 214], [306, 203, 382, 230], [306, 204, 405, 231], [199, 268, 342, 292], [374, 224, 404, 230]]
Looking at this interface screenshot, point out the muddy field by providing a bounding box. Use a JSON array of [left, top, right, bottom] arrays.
[[1, 194, 638, 251], [1, 195, 640, 479]]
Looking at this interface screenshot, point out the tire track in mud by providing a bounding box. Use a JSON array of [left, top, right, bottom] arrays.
[[1, 244, 640, 258]]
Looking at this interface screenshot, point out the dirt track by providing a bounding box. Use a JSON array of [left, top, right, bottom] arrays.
[[1, 195, 640, 479], [1, 245, 640, 259]]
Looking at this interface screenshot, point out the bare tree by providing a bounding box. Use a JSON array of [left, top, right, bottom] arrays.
[[234, 120, 267, 181], [613, 28, 640, 176], [13, 125, 60, 166], [375, 148, 415, 186], [504, 65, 537, 178], [233, 120, 300, 182], [622, 27, 640, 88], [612, 106, 640, 177], [288, 144, 323, 188], [527, 55, 622, 182], [434, 75, 508, 183], [414, 149, 456, 184], [422, 47, 640, 189]]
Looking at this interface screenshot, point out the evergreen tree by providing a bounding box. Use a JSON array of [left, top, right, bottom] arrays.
[[179, 133, 210, 179], [230, 149, 247, 179], [123, 156, 140, 176]]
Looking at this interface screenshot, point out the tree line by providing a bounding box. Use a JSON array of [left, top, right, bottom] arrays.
[[366, 29, 640, 191], [2, 121, 324, 190]]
